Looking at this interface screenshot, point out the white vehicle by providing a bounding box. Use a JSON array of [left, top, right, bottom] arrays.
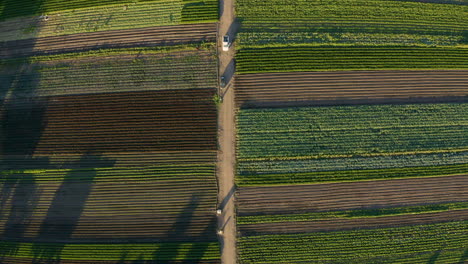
[[222, 35, 229, 51]]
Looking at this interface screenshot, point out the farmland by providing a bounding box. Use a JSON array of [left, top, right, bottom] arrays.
[[236, 46, 468, 74], [236, 176, 468, 263], [236, 94, 467, 261], [235, 70, 468, 106], [0, 23, 217, 59], [238, 221, 468, 263], [0, 0, 218, 42], [0, 87, 221, 262], [237, 103, 468, 184], [236, 0, 467, 47], [1, 45, 217, 97], [0, 0, 221, 262]]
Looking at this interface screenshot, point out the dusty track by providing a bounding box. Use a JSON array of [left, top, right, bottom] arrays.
[[235, 70, 468, 107], [0, 23, 216, 58], [237, 175, 468, 216], [239, 209, 468, 236]]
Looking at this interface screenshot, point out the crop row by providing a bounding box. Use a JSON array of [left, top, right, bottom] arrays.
[[0, 23, 217, 59], [0, 0, 217, 42], [0, 150, 217, 171], [237, 103, 468, 159], [234, 70, 468, 107], [238, 201, 468, 224], [237, 175, 468, 215], [181, 0, 219, 23], [0, 241, 220, 262], [1, 47, 217, 97], [238, 221, 467, 263], [236, 0, 467, 47], [1, 88, 217, 155], [236, 0, 467, 27], [238, 151, 468, 175], [237, 32, 464, 47], [0, 163, 218, 240], [237, 163, 468, 185], [236, 46, 468, 73]]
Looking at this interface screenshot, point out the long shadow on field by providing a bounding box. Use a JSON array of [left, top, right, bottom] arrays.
[[427, 249, 441, 264], [185, 215, 217, 263], [152, 194, 200, 263], [459, 248, 468, 264], [30, 152, 115, 263], [151, 194, 216, 263]]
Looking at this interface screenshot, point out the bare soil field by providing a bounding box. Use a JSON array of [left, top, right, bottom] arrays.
[[0, 23, 217, 59], [235, 70, 468, 107], [239, 209, 468, 236], [237, 175, 468, 216], [0, 89, 217, 155]]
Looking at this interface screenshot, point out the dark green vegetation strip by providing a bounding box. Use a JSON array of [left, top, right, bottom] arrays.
[[0, 164, 216, 182], [237, 103, 468, 185], [0, 0, 157, 20], [237, 163, 468, 185], [236, 46, 468, 73], [237, 103, 468, 159], [0, 241, 220, 261], [181, 0, 218, 22], [238, 221, 468, 263], [238, 201, 468, 224]]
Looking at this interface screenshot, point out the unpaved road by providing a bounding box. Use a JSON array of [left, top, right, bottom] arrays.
[[216, 0, 239, 261]]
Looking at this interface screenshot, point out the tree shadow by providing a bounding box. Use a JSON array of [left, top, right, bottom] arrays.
[[152, 194, 202, 263], [459, 248, 468, 264], [427, 249, 441, 264], [30, 152, 115, 263], [185, 215, 217, 264]]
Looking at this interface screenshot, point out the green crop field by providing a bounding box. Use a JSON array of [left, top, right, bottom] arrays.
[[238, 201, 468, 225], [236, 46, 468, 73], [237, 103, 468, 185], [1, 44, 217, 97], [0, 241, 220, 262], [235, 0, 468, 73], [0, 0, 218, 41], [238, 221, 468, 263], [236, 0, 468, 47]]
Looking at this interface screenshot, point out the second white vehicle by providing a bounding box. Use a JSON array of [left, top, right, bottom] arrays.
[[222, 35, 230, 51]]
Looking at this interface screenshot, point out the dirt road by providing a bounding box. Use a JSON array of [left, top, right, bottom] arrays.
[[216, 0, 239, 261]]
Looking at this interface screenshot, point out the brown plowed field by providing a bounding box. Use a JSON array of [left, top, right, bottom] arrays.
[[0, 89, 217, 155], [239, 209, 468, 236], [0, 23, 217, 58], [235, 70, 468, 107], [237, 175, 468, 216]]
